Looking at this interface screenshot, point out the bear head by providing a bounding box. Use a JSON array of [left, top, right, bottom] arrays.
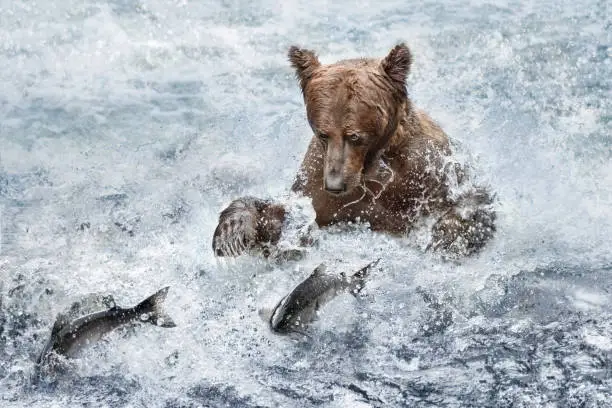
[[288, 43, 412, 196]]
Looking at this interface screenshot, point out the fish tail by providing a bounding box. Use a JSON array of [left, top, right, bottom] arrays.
[[348, 258, 381, 296], [135, 286, 176, 328]]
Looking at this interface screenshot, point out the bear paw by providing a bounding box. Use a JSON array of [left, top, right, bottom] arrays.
[[429, 206, 496, 258], [212, 197, 261, 257], [212, 197, 287, 257]]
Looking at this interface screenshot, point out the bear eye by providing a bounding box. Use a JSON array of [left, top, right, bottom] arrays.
[[318, 133, 329, 142], [348, 133, 361, 144]]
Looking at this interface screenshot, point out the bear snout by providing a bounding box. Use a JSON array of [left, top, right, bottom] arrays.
[[324, 170, 347, 194]]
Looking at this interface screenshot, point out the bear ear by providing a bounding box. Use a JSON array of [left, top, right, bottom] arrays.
[[381, 43, 412, 93], [288, 46, 321, 91]]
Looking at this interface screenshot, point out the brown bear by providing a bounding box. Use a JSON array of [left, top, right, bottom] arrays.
[[212, 43, 496, 259]]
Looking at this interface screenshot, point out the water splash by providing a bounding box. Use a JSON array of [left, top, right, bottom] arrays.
[[1, 0, 610, 406]]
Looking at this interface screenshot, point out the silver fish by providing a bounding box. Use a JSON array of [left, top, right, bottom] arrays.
[[37, 286, 176, 365], [266, 259, 380, 335]]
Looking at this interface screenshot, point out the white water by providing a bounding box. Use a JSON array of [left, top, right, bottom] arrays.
[[1, 0, 610, 406]]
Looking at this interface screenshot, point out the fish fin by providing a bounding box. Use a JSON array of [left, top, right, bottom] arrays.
[[102, 295, 116, 309], [314, 299, 322, 313], [51, 313, 70, 335], [134, 286, 177, 328], [68, 301, 82, 315], [68, 293, 116, 318], [310, 263, 327, 277], [291, 328, 312, 339], [349, 258, 381, 296]]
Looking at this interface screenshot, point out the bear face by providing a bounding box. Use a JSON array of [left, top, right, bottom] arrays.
[[288, 44, 413, 196]]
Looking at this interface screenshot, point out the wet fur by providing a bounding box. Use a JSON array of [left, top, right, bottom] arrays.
[[213, 43, 496, 258]]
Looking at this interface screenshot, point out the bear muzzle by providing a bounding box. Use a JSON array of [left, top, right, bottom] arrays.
[[324, 178, 347, 194], [324, 169, 347, 194]]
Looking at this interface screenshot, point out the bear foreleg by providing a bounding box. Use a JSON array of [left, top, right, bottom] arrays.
[[428, 188, 496, 257]]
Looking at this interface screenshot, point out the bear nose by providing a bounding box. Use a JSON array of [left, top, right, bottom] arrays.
[[324, 180, 347, 194], [324, 166, 346, 194]]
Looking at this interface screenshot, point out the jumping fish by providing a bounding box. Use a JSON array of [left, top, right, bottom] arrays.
[[36, 286, 176, 366], [265, 259, 380, 335]]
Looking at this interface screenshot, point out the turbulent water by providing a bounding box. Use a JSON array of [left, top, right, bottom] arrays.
[[1, 0, 611, 406]]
